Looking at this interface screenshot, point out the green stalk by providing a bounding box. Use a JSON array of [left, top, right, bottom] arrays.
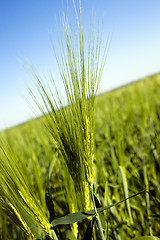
[[31, 152, 46, 209], [91, 183, 105, 240], [51, 229, 59, 240], [143, 164, 153, 236], [119, 166, 133, 225], [29, 0, 109, 213]]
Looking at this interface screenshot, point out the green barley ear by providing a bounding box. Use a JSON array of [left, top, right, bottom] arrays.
[[29, 0, 109, 212], [0, 145, 55, 239]]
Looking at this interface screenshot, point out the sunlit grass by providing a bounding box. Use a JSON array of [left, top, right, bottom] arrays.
[[0, 145, 53, 239], [0, 0, 160, 238], [1, 73, 160, 239], [29, 0, 109, 215]]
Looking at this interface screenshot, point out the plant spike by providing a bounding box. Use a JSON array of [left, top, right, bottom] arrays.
[[30, 0, 109, 213]]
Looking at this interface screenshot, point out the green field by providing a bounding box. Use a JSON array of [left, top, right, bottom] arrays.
[[1, 73, 160, 239]]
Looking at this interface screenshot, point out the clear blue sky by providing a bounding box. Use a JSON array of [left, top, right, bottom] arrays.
[[0, 0, 160, 130]]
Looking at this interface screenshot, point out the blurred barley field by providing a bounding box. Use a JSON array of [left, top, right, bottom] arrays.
[[0, 73, 160, 239]]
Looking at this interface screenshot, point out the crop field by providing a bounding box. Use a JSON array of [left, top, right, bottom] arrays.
[[0, 1, 160, 238], [0, 73, 160, 239]]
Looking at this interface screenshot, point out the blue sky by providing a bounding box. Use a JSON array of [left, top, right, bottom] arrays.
[[0, 0, 160, 130]]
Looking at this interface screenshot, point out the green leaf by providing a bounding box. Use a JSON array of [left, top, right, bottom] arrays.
[[15, 200, 41, 239], [93, 195, 106, 229], [48, 156, 57, 181], [45, 188, 55, 223], [51, 190, 145, 227]]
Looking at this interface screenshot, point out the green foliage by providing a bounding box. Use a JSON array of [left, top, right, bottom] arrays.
[[94, 73, 160, 238], [0, 145, 53, 239], [29, 0, 109, 214], [1, 73, 160, 239], [0, 0, 160, 237], [50, 190, 145, 227]]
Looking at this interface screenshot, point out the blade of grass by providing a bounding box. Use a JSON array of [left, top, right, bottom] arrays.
[[51, 190, 145, 227], [119, 166, 133, 225]]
